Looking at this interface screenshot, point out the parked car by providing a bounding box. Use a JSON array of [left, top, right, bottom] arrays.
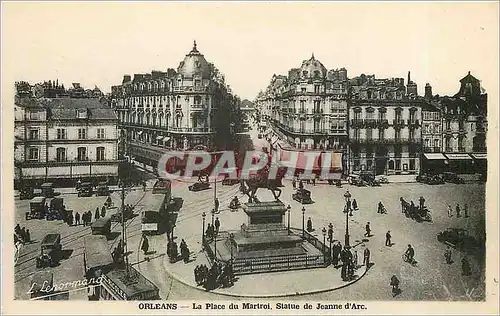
[[375, 175, 389, 184], [292, 189, 313, 204], [27, 197, 47, 220], [96, 182, 110, 196], [442, 172, 465, 184], [437, 228, 484, 253], [416, 173, 445, 185], [188, 182, 211, 192], [348, 174, 366, 187], [359, 172, 381, 186], [77, 182, 94, 197], [36, 234, 62, 268], [40, 183, 55, 198]]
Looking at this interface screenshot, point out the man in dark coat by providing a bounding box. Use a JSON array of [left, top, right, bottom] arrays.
[[307, 217, 313, 232], [363, 247, 371, 267], [385, 231, 392, 246], [75, 212, 80, 226], [214, 217, 220, 234], [419, 196, 425, 211], [461, 255, 471, 276], [456, 203, 461, 218], [214, 198, 220, 213], [328, 223, 334, 242], [95, 208, 100, 220], [332, 241, 342, 266], [141, 235, 149, 256], [364, 222, 371, 237], [390, 275, 400, 296], [340, 246, 350, 281], [352, 199, 358, 211], [101, 205, 106, 218]]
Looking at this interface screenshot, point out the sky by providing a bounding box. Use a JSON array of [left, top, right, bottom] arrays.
[[2, 2, 499, 101]]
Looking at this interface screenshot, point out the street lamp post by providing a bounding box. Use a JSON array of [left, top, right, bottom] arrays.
[[202, 212, 206, 244], [211, 209, 215, 227], [322, 227, 327, 261], [229, 233, 234, 261], [301, 207, 306, 238], [287, 205, 291, 235], [328, 223, 333, 261], [344, 190, 352, 248], [214, 230, 218, 262]]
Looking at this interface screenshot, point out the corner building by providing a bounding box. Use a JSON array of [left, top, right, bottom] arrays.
[[111, 41, 238, 167]]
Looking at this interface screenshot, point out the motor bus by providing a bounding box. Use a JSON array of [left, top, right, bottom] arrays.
[[83, 235, 114, 300], [141, 193, 170, 235]]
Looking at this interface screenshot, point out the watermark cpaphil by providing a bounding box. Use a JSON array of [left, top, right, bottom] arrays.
[[157, 150, 343, 181]]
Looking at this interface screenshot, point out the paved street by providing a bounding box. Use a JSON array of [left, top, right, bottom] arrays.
[[14, 125, 486, 301]]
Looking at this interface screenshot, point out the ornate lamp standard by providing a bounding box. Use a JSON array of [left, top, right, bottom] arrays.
[[202, 212, 206, 244], [344, 190, 352, 248], [322, 227, 327, 261], [287, 205, 291, 235], [211, 208, 215, 227], [301, 207, 306, 238], [229, 233, 235, 261]]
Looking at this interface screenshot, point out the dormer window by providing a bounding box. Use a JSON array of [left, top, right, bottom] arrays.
[[76, 109, 88, 119]]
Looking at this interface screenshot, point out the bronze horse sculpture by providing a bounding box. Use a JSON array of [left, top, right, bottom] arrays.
[[240, 165, 285, 203]]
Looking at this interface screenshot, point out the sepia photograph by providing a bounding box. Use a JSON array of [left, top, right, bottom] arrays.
[[1, 1, 499, 315]]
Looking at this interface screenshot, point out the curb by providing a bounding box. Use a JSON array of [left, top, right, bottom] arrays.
[[163, 253, 369, 298]]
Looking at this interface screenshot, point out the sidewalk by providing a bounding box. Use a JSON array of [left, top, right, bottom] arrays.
[[163, 246, 368, 298]]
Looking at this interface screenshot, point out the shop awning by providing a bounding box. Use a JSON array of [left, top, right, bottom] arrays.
[[471, 153, 487, 160], [156, 136, 163, 140], [163, 137, 171, 142], [423, 153, 447, 160], [445, 153, 473, 160]]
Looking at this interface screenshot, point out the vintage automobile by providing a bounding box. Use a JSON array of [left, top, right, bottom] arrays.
[[30, 271, 55, 300], [77, 182, 94, 197], [47, 197, 66, 221], [96, 182, 110, 196], [40, 183, 55, 198], [19, 186, 35, 200], [347, 174, 366, 187], [375, 175, 389, 184], [359, 172, 381, 186], [437, 228, 484, 253], [188, 182, 211, 192], [36, 233, 62, 268], [222, 174, 240, 186], [416, 173, 445, 185], [292, 189, 313, 204], [91, 218, 111, 236], [27, 197, 47, 220], [442, 172, 466, 184], [110, 206, 134, 223]]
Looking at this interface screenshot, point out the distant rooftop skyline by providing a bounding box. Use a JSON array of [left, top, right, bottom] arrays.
[[2, 2, 498, 101]]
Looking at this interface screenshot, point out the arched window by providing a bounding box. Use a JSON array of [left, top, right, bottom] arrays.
[[176, 114, 182, 128]]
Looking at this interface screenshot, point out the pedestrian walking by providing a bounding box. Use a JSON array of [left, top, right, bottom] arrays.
[[352, 250, 358, 269], [312, 177, 316, 186], [25, 229, 31, 243], [142, 181, 146, 192], [307, 217, 313, 232], [447, 204, 453, 217], [214, 217, 220, 234], [95, 208, 100, 220], [214, 198, 220, 213], [352, 199, 358, 211], [141, 235, 149, 256], [464, 204, 469, 218], [328, 223, 334, 241], [456, 203, 461, 218], [363, 247, 371, 267], [364, 222, 371, 237], [332, 241, 341, 266], [75, 212, 80, 226], [390, 275, 400, 296], [419, 196, 425, 211], [292, 177, 296, 189], [68, 212, 74, 226], [385, 230, 392, 246], [461, 255, 471, 276], [444, 247, 453, 264], [298, 179, 304, 191], [21, 227, 27, 243]]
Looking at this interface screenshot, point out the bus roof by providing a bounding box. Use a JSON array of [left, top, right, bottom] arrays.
[[84, 235, 113, 271], [91, 218, 111, 228], [104, 266, 158, 299]]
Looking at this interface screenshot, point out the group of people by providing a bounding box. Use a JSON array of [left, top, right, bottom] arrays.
[[194, 260, 234, 290], [444, 246, 472, 276], [400, 196, 431, 221], [166, 239, 179, 263], [447, 203, 469, 218], [14, 224, 31, 246], [292, 176, 316, 189], [180, 239, 191, 263], [205, 218, 221, 241]]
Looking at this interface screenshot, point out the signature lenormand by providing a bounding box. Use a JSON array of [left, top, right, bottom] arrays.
[[27, 276, 103, 295]]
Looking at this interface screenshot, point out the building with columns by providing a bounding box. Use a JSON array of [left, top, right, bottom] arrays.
[[110, 41, 239, 167]]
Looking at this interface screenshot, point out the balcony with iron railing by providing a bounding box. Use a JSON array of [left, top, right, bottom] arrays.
[[376, 119, 389, 128], [191, 103, 207, 111], [393, 119, 406, 128], [350, 119, 364, 129], [169, 127, 214, 134], [364, 119, 377, 128], [407, 119, 420, 127]]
